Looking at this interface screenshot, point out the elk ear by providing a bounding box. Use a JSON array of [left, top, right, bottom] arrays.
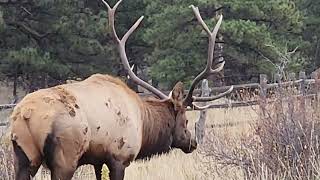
[[170, 82, 184, 111]]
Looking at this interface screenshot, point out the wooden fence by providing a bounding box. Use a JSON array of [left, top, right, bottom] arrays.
[[0, 71, 319, 111], [1, 71, 320, 142]]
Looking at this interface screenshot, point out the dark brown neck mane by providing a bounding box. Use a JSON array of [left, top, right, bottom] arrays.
[[136, 97, 176, 159]]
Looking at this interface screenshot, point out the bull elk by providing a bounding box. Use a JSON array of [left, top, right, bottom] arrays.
[[10, 1, 233, 180]]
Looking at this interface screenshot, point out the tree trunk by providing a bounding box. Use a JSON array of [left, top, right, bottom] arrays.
[[315, 39, 320, 67], [41, 73, 48, 88], [195, 79, 211, 144], [12, 71, 18, 103], [28, 74, 38, 93]]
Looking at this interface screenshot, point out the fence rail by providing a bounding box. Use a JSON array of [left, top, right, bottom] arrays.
[[0, 104, 16, 110], [0, 122, 8, 126], [0, 73, 318, 110], [139, 76, 316, 96], [0, 71, 319, 127]]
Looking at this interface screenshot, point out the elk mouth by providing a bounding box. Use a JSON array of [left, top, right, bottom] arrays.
[[182, 139, 197, 153]]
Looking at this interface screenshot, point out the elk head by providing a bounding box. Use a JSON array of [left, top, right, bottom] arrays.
[[102, 0, 233, 152]]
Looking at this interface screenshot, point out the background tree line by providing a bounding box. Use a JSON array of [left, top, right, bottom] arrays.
[[0, 0, 319, 94]]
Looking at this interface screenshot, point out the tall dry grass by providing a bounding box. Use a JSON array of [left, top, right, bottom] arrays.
[[3, 81, 320, 180], [0, 102, 256, 180], [202, 86, 320, 180]]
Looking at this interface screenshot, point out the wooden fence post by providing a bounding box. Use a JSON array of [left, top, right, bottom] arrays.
[[195, 79, 210, 144], [288, 72, 296, 87], [259, 74, 268, 117], [274, 73, 282, 96], [274, 73, 283, 120], [311, 71, 320, 112], [311, 71, 318, 88], [288, 72, 296, 121], [299, 71, 306, 95], [298, 71, 306, 121]]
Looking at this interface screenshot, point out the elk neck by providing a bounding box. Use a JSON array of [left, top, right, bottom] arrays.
[[137, 97, 176, 159]]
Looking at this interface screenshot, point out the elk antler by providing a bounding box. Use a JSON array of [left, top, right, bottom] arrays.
[[183, 5, 234, 109], [102, 0, 168, 99]]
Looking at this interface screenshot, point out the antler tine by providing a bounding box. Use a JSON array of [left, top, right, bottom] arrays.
[[122, 16, 144, 44], [102, 0, 121, 42], [192, 86, 233, 110], [101, 0, 111, 10], [193, 86, 233, 102], [192, 102, 217, 111], [102, 0, 168, 99], [183, 5, 233, 107]]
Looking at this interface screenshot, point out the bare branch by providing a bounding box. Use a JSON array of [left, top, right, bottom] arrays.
[[20, 6, 32, 16], [7, 21, 50, 43]]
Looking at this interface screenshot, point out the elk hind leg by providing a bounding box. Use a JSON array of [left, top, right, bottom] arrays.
[[12, 141, 32, 180], [43, 134, 77, 180], [49, 148, 77, 180]]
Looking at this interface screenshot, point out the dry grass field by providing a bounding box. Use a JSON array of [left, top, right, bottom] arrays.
[[120, 106, 257, 180], [3, 82, 319, 180], [0, 82, 259, 180], [21, 106, 255, 180], [3, 106, 257, 180]]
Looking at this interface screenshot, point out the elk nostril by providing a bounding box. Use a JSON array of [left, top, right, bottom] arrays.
[[192, 140, 197, 148]]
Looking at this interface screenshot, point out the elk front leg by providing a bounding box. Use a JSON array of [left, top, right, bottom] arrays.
[[94, 164, 103, 180], [108, 161, 125, 180]]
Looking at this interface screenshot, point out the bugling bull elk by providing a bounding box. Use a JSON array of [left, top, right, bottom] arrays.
[[10, 1, 233, 180]]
